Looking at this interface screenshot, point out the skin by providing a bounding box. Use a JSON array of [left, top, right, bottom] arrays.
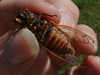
[[0, 0, 99, 75]]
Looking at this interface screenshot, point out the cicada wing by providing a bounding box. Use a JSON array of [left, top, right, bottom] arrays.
[[56, 25, 95, 45], [53, 52, 81, 65], [64, 54, 81, 65], [52, 52, 81, 65]]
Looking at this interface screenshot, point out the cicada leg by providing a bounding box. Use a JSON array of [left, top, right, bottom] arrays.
[[37, 22, 52, 41], [34, 13, 57, 24]]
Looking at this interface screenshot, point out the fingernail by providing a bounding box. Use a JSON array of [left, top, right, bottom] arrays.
[[3, 29, 39, 65], [59, 11, 76, 28]]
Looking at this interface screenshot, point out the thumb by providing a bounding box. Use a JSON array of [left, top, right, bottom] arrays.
[[2, 29, 39, 65]]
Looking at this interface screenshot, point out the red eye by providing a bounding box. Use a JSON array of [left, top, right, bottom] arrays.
[[24, 8, 29, 11]]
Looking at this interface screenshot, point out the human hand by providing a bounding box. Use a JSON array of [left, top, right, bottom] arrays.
[[0, 0, 99, 75]]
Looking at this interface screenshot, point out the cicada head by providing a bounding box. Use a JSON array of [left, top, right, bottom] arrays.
[[15, 8, 38, 28]]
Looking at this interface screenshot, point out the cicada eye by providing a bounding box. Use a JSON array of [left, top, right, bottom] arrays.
[[24, 8, 29, 11]]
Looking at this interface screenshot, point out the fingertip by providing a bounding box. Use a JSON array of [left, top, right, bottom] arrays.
[[75, 25, 98, 55], [80, 56, 100, 75], [84, 56, 100, 65], [59, 12, 76, 27]]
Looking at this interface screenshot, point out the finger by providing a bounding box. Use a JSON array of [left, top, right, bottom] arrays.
[[2, 29, 39, 65], [74, 24, 98, 55], [0, 0, 60, 36], [64, 56, 100, 75], [46, 0, 79, 25], [79, 56, 100, 75]]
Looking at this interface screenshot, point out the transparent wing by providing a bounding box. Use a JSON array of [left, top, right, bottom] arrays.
[[64, 54, 81, 65], [52, 52, 81, 65], [56, 25, 95, 45]]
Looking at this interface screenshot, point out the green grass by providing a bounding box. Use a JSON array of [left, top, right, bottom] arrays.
[[73, 0, 100, 56], [59, 0, 100, 74]]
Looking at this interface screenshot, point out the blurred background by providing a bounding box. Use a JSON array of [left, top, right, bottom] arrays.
[[59, 0, 100, 74]]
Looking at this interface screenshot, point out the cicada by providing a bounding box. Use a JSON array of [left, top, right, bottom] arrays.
[[15, 8, 94, 65]]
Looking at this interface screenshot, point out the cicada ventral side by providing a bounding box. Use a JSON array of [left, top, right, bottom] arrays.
[[14, 8, 95, 65]]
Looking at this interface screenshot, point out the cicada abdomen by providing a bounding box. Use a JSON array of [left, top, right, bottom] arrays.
[[34, 21, 80, 64]]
